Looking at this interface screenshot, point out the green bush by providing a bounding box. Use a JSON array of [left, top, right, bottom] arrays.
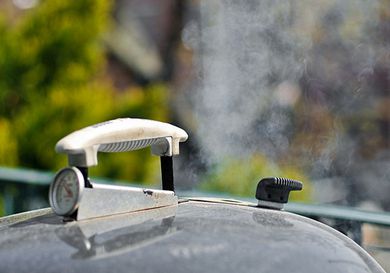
[[200, 154, 312, 202], [0, 118, 18, 166], [0, 0, 170, 184], [0, 0, 111, 117], [14, 82, 168, 183]]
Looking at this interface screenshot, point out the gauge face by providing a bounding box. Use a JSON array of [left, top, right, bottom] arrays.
[[49, 167, 84, 216]]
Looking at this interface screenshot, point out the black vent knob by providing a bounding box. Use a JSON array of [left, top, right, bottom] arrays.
[[256, 177, 303, 209]]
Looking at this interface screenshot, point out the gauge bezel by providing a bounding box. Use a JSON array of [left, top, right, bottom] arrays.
[[49, 167, 84, 216]]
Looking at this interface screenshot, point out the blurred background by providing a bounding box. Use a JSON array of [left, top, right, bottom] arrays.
[[0, 0, 389, 218]]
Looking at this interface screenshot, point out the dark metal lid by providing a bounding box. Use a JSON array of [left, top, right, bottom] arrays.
[[0, 200, 384, 273]]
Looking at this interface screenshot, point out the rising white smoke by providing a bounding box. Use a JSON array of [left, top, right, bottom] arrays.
[[180, 0, 389, 207], [185, 0, 308, 165]]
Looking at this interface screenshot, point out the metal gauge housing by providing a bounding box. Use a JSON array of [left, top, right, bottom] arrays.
[[49, 167, 84, 216]]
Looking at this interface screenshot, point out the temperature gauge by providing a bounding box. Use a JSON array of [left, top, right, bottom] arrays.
[[49, 167, 84, 216]]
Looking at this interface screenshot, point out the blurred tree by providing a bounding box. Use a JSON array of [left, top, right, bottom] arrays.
[[13, 82, 169, 181], [0, 118, 18, 165], [200, 154, 311, 202], [0, 0, 111, 116], [0, 0, 170, 184]]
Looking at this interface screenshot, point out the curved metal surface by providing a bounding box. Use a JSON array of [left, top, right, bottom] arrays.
[[0, 201, 385, 273]]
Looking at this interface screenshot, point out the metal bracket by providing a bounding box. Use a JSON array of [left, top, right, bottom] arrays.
[[161, 156, 174, 191], [76, 184, 177, 220]]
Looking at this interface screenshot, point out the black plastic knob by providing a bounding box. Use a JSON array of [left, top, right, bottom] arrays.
[[256, 177, 303, 204]]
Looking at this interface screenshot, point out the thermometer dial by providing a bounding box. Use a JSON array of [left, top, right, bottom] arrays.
[[49, 167, 84, 216]]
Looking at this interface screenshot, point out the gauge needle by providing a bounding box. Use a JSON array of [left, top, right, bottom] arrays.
[[63, 184, 73, 198]]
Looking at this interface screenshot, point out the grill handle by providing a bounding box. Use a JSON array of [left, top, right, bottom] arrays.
[[55, 118, 188, 167]]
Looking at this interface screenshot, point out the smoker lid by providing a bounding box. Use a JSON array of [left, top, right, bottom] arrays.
[[0, 200, 385, 273]]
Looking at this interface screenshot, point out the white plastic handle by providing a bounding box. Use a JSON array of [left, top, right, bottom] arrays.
[[55, 118, 188, 167]]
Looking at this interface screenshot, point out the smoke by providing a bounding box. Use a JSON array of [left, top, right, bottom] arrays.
[[184, 0, 308, 165], [179, 0, 390, 206]]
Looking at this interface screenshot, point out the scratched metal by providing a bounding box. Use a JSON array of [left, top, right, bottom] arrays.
[[0, 201, 385, 273]]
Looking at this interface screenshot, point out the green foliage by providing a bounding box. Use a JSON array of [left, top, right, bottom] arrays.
[[14, 82, 169, 183], [0, 0, 111, 116], [0, 1, 170, 184], [200, 154, 312, 202], [0, 118, 18, 166]]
